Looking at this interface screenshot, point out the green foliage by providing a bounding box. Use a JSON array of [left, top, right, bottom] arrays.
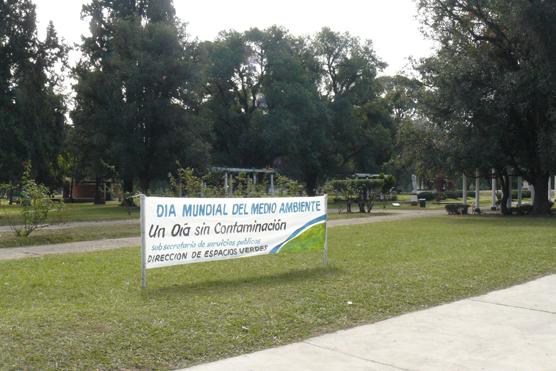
[[417, 0, 556, 214], [73, 0, 210, 192], [444, 191, 458, 200], [200, 26, 392, 194], [445, 204, 470, 215], [275, 175, 304, 197], [0, 2, 68, 185], [8, 162, 63, 237], [416, 191, 435, 201], [511, 190, 532, 199], [326, 178, 384, 213], [168, 165, 204, 197]]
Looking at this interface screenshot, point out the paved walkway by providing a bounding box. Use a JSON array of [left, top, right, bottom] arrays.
[[186, 275, 556, 371], [0, 209, 444, 261]]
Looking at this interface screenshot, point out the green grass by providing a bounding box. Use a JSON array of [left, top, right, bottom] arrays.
[[0, 201, 139, 226], [0, 211, 381, 249], [1, 216, 555, 369], [327, 211, 391, 220], [0, 224, 140, 248]]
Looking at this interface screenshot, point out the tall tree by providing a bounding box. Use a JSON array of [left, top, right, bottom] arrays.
[[200, 30, 267, 167], [0, 1, 67, 187], [312, 28, 392, 176], [418, 0, 556, 214], [201, 27, 336, 193], [73, 0, 209, 194]]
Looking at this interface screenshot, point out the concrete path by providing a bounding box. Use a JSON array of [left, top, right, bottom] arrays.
[[0, 209, 441, 233], [0, 209, 444, 261], [186, 275, 556, 371]]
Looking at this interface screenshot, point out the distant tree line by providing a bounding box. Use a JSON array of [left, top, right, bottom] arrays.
[[1, 0, 402, 199], [1, 0, 555, 214]]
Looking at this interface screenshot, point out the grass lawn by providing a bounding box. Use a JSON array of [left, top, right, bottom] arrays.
[[0, 211, 387, 249], [0, 224, 140, 248], [0, 201, 139, 226], [1, 216, 555, 369]]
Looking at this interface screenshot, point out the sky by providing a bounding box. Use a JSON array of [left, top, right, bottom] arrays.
[[34, 0, 435, 76]]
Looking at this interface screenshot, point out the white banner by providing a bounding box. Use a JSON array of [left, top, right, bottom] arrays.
[[141, 195, 327, 270]]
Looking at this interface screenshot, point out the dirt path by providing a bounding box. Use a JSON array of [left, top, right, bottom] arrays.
[[0, 218, 138, 233], [0, 209, 445, 261]]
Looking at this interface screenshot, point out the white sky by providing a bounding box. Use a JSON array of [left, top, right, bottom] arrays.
[[34, 0, 434, 75]]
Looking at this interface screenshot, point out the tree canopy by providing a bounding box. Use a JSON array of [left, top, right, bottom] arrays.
[[415, 0, 556, 214], [0, 0, 67, 186]]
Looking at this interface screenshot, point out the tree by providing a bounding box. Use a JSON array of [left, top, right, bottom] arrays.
[[0, 1, 67, 188], [417, 0, 556, 214], [258, 27, 335, 194], [199, 30, 267, 168], [312, 28, 393, 176], [201, 27, 336, 194], [73, 0, 209, 194]]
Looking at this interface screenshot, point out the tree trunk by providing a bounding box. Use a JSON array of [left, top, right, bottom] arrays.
[[123, 177, 133, 194], [139, 177, 150, 194], [94, 176, 105, 205], [531, 174, 550, 215], [8, 184, 14, 205], [121, 177, 134, 207], [69, 177, 74, 203], [305, 173, 318, 196], [499, 175, 511, 215]]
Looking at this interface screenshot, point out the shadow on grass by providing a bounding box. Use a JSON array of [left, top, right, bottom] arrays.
[[146, 265, 341, 297]]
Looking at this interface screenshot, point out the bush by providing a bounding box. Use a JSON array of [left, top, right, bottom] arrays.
[[435, 192, 446, 201], [445, 203, 470, 215], [326, 178, 384, 213], [444, 190, 463, 199], [512, 205, 533, 215], [416, 191, 435, 201], [511, 189, 531, 199], [9, 162, 63, 237]]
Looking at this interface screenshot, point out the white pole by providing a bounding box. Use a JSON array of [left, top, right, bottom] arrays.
[[517, 177, 523, 207], [323, 194, 329, 265], [462, 174, 467, 206], [140, 194, 147, 289], [507, 176, 512, 209], [475, 169, 480, 211], [224, 172, 228, 196], [270, 174, 275, 194], [491, 169, 497, 210]]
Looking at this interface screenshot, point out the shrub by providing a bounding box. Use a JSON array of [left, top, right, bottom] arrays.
[[445, 191, 461, 199], [416, 191, 435, 201], [326, 179, 384, 213], [511, 189, 531, 199], [9, 162, 63, 237], [435, 192, 446, 201], [512, 205, 533, 215], [445, 204, 470, 215]]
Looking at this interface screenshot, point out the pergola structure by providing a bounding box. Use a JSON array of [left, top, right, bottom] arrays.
[[462, 170, 555, 211], [210, 167, 277, 195]]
